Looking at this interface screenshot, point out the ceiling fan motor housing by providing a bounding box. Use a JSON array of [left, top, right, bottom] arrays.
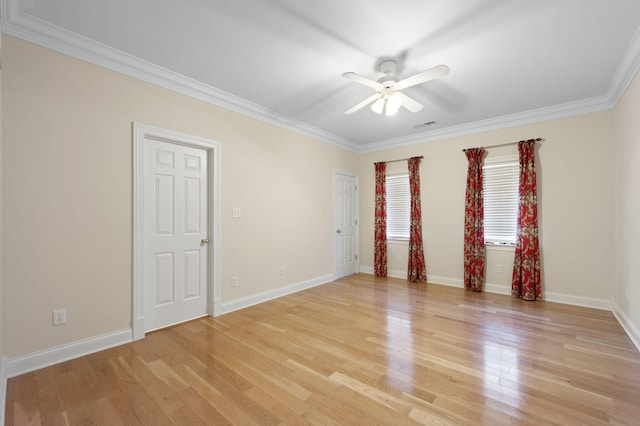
[[379, 60, 397, 75], [377, 60, 399, 88]]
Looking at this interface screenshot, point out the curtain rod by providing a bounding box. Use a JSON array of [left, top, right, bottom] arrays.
[[373, 155, 423, 165], [461, 138, 543, 152]]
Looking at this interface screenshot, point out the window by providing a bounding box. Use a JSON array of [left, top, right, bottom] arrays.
[[483, 159, 519, 245], [386, 173, 410, 240]]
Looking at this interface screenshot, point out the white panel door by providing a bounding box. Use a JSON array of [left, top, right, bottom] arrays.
[[335, 172, 358, 278], [143, 139, 208, 331]]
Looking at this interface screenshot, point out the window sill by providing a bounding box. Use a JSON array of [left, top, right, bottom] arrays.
[[486, 243, 515, 252], [387, 239, 408, 245]]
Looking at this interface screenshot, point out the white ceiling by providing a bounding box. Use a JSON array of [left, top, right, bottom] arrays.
[[3, 0, 640, 152]]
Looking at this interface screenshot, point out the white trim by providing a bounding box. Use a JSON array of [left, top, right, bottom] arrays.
[[219, 274, 334, 316], [359, 266, 374, 275], [2, 1, 639, 155], [362, 271, 614, 311], [132, 123, 222, 340], [486, 244, 516, 252], [360, 266, 410, 281], [0, 17, 5, 426], [3, 329, 131, 379], [0, 358, 6, 426], [387, 269, 407, 280], [358, 96, 614, 153], [0, 3, 357, 153], [612, 302, 640, 351], [427, 274, 463, 288], [426, 275, 510, 296], [543, 291, 612, 311], [428, 275, 612, 310], [359, 266, 408, 280], [608, 25, 640, 105], [485, 283, 512, 296], [333, 169, 360, 278]]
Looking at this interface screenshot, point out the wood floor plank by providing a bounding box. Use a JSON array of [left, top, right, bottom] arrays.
[[5, 274, 640, 425]]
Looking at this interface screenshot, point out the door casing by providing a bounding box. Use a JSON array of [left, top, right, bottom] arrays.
[[133, 123, 221, 340], [333, 169, 359, 278]]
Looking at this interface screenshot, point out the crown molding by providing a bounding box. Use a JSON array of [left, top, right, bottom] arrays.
[[358, 96, 615, 153], [2, 0, 639, 155], [608, 25, 640, 105], [0, 1, 359, 153]]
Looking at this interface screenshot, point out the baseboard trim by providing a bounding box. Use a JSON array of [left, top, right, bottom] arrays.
[[427, 275, 511, 295], [219, 274, 334, 315], [426, 274, 463, 288], [359, 266, 373, 275], [358, 266, 407, 280], [0, 329, 131, 426], [3, 275, 333, 377], [362, 271, 614, 311], [414, 274, 613, 310], [4, 328, 132, 379], [388, 269, 406, 279], [612, 302, 640, 351], [544, 291, 612, 311], [1, 358, 7, 426]]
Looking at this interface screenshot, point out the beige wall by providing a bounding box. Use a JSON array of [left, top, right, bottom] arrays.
[[613, 68, 640, 339], [0, 27, 4, 367], [2, 36, 358, 357], [358, 111, 615, 303], [1, 33, 632, 360]]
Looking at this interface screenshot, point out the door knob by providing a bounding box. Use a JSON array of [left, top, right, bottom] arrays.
[[336, 229, 342, 234], [201, 238, 209, 246]]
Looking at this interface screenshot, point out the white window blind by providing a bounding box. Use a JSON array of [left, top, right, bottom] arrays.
[[483, 160, 519, 245], [386, 173, 410, 240]]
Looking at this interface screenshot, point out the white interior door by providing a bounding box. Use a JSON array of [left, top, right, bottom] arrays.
[[335, 171, 358, 278], [143, 139, 208, 331]]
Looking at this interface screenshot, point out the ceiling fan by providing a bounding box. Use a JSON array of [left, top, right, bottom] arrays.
[[342, 60, 450, 116]]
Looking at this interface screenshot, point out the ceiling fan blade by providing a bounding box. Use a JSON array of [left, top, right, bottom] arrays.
[[394, 65, 450, 90], [396, 92, 423, 112], [342, 72, 383, 90], [345, 93, 381, 114]]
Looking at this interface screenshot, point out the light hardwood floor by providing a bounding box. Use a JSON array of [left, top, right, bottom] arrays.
[[6, 274, 640, 425]]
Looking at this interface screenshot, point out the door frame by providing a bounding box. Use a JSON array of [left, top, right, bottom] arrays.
[[333, 169, 359, 278], [132, 123, 221, 340]]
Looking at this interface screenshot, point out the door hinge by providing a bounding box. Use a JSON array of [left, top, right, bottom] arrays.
[[355, 219, 358, 225], [355, 254, 358, 260]]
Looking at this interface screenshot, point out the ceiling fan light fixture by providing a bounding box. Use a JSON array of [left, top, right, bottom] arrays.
[[370, 97, 385, 114], [385, 93, 402, 116], [343, 62, 449, 116]]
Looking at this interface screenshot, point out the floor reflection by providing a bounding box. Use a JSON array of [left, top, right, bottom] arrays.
[[483, 339, 522, 409], [385, 313, 415, 392]]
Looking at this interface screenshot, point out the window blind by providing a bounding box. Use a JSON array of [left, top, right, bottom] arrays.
[[483, 161, 519, 245], [386, 173, 410, 240]]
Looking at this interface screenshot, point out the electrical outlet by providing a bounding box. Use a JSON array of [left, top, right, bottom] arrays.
[[496, 264, 503, 273], [231, 276, 238, 287], [53, 309, 67, 326], [232, 207, 241, 218], [280, 266, 285, 276]]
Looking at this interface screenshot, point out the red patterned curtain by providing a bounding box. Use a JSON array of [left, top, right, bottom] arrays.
[[512, 140, 541, 300], [407, 157, 427, 282], [374, 162, 387, 276], [464, 148, 486, 291]]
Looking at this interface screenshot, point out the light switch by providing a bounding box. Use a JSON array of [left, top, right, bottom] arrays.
[[232, 207, 241, 218]]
